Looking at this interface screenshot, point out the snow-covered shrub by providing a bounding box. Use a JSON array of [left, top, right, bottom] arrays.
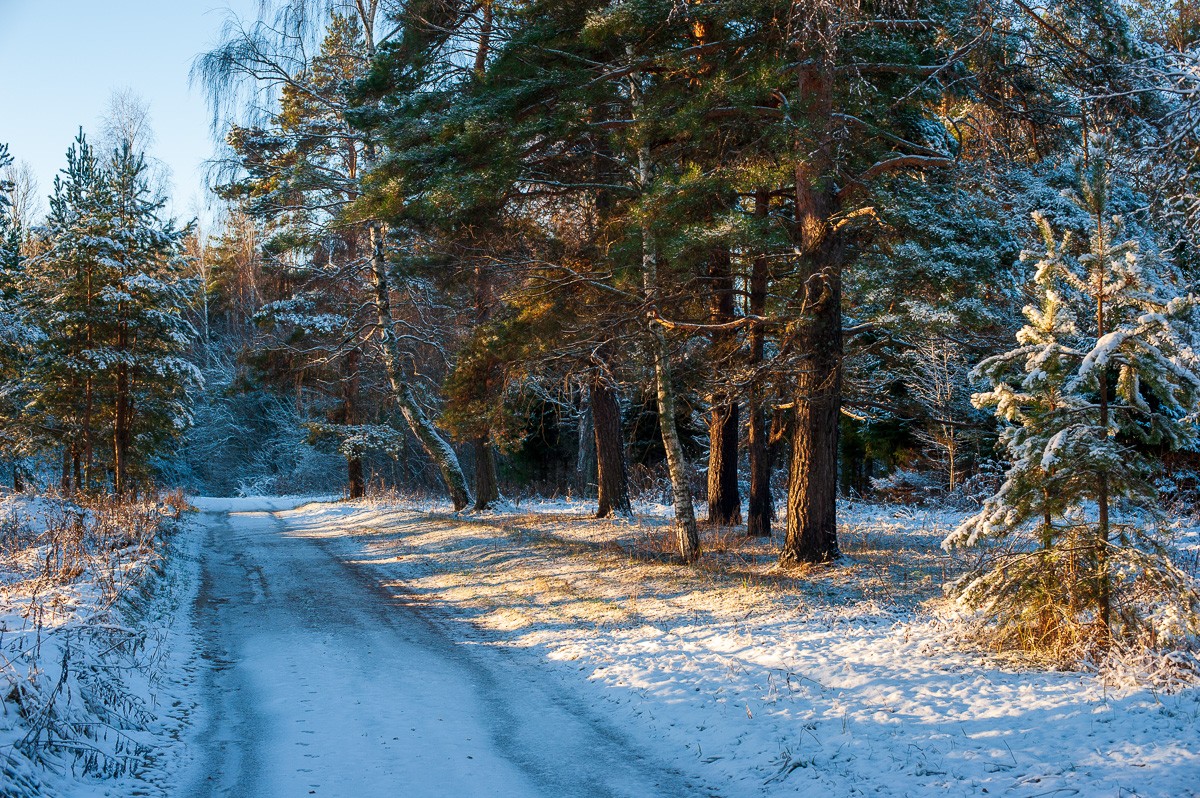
[[945, 140, 1200, 663], [0, 492, 182, 783]]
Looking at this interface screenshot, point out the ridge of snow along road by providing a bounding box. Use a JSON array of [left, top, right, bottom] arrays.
[[275, 498, 1200, 798]]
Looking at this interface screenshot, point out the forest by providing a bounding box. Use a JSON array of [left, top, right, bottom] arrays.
[[4, 0, 1200, 654], [2, 1, 1200, 795]]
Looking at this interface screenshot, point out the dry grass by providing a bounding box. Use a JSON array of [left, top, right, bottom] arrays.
[[0, 490, 184, 609], [0, 489, 187, 778], [287, 502, 972, 648]]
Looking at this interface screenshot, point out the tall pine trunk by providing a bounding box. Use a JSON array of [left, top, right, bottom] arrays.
[[591, 372, 631, 518], [781, 235, 844, 564], [1095, 273, 1112, 638], [368, 222, 471, 510], [113, 364, 130, 496], [113, 316, 131, 497], [746, 188, 773, 537], [780, 48, 842, 565], [706, 245, 741, 526]]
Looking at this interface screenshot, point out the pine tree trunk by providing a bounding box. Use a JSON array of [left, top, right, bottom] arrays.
[[707, 402, 741, 525], [83, 376, 94, 491], [368, 222, 471, 510], [591, 373, 631, 518], [1096, 293, 1111, 639], [780, 47, 841, 566], [348, 457, 365, 500], [343, 347, 365, 500], [781, 239, 843, 564], [113, 371, 129, 496], [472, 437, 499, 511], [747, 188, 773, 537], [706, 245, 740, 526]]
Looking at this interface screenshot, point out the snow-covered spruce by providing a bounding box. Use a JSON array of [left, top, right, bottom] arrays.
[[945, 138, 1200, 661]]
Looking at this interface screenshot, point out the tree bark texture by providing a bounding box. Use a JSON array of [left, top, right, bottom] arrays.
[[706, 245, 741, 526], [781, 235, 844, 564], [747, 189, 773, 536], [590, 373, 631, 518], [707, 402, 740, 525], [472, 437, 499, 511], [368, 222, 471, 510]]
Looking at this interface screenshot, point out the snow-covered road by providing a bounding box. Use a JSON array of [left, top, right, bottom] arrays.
[[181, 500, 702, 798]]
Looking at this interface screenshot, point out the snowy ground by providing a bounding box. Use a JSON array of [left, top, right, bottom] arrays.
[[271, 497, 1200, 798], [180, 498, 705, 798], [0, 494, 191, 798], [5, 495, 1197, 796]]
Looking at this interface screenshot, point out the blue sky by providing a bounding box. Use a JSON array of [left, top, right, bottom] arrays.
[[0, 0, 261, 217]]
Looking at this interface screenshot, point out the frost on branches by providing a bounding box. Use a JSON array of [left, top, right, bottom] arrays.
[[945, 139, 1200, 661]]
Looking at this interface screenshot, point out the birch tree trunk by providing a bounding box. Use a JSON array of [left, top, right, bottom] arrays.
[[355, 9, 471, 511], [575, 387, 597, 499], [630, 51, 699, 561], [368, 222, 471, 510]]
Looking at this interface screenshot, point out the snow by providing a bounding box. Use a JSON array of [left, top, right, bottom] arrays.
[[0, 494, 196, 798], [262, 499, 1200, 798], [8, 494, 1196, 796], [177, 498, 705, 797]]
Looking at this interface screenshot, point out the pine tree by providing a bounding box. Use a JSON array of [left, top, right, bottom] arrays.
[[21, 133, 198, 494], [203, 6, 472, 506], [101, 143, 200, 494], [0, 143, 36, 488], [23, 132, 111, 490], [946, 139, 1200, 657]]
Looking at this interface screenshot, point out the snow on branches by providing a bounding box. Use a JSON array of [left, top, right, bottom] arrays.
[[945, 138, 1200, 660]]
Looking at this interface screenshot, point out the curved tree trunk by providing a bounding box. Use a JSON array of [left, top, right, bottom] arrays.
[[356, 16, 469, 511], [368, 222, 471, 510], [591, 373, 631, 518], [630, 48, 698, 562]]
